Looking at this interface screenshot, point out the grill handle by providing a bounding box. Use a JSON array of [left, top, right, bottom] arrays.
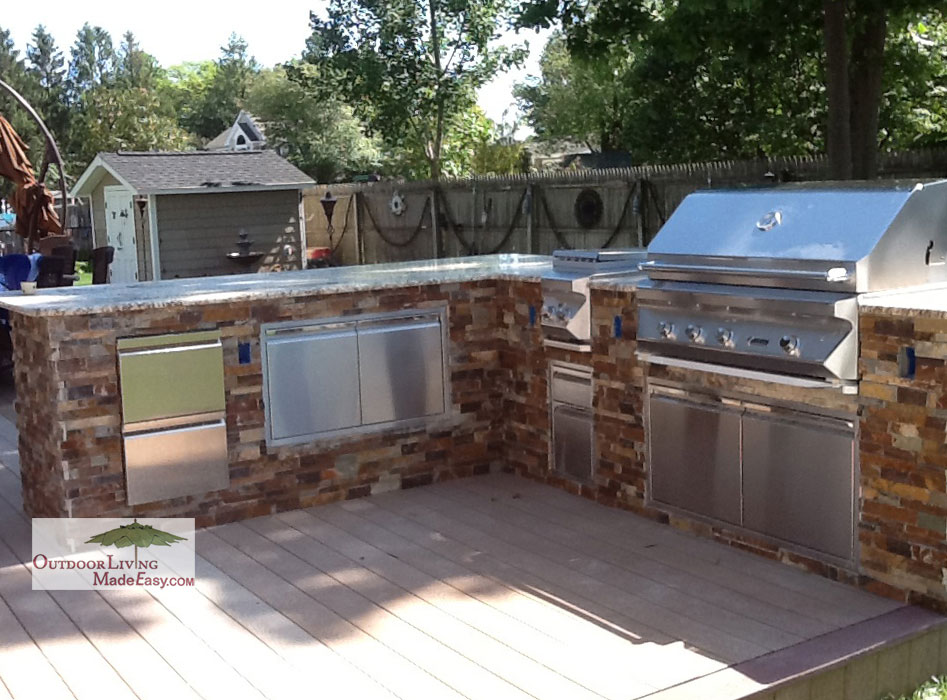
[[639, 260, 852, 283]]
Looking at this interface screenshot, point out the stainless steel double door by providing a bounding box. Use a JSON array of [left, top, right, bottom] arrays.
[[648, 388, 855, 562]]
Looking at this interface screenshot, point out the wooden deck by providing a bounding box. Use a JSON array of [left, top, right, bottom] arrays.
[[0, 412, 945, 700]]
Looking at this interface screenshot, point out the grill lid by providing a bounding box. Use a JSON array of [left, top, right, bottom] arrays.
[[644, 180, 947, 292]]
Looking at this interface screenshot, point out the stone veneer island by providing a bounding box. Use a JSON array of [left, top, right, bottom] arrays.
[[2, 255, 947, 611]]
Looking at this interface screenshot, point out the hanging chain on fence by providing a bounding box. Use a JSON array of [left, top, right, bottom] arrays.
[[361, 194, 432, 248], [483, 188, 528, 255], [642, 179, 666, 226], [598, 181, 639, 250], [538, 188, 574, 250], [435, 187, 476, 254], [328, 194, 354, 255]]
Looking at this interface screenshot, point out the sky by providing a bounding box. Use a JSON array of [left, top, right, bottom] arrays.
[[3, 0, 552, 128]]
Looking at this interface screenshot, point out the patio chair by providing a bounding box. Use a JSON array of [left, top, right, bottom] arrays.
[[91, 246, 114, 284]]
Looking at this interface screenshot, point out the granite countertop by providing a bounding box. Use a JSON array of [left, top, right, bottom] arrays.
[[0, 255, 553, 317], [859, 284, 947, 315]]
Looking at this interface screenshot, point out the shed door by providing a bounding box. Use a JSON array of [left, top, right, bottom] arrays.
[[104, 186, 138, 283]]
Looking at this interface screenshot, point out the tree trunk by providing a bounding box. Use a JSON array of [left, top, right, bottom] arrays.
[[848, 5, 886, 179], [823, 0, 852, 179], [428, 0, 443, 180]]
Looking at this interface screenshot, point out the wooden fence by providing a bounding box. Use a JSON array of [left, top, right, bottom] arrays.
[[302, 148, 947, 266]]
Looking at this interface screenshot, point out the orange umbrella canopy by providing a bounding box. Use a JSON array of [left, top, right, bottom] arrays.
[[0, 113, 62, 239]]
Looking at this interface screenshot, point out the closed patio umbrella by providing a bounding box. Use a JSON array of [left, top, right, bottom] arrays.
[[0, 113, 62, 240]]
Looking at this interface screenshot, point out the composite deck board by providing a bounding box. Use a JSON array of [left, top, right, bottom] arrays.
[[452, 476, 871, 630], [450, 477, 839, 638], [372, 485, 772, 662], [328, 497, 732, 692], [316, 500, 686, 655], [211, 522, 539, 700], [190, 555, 397, 700], [262, 508, 648, 699], [0, 596, 75, 700], [504, 473, 896, 617], [0, 532, 138, 700], [197, 528, 464, 700], [0, 473, 210, 700], [0, 400, 922, 700], [429, 481, 808, 649]]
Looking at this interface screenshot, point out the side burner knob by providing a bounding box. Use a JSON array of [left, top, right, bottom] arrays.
[[779, 335, 800, 354]]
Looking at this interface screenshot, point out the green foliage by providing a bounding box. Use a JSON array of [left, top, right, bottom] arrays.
[[243, 64, 379, 182], [517, 1, 947, 165], [515, 33, 634, 151], [300, 0, 527, 177]]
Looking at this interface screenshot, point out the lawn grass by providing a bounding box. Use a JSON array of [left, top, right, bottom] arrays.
[[75, 260, 92, 286]]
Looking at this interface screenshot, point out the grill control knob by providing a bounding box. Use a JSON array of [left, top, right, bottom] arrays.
[[716, 328, 734, 346], [658, 321, 676, 340], [685, 324, 703, 343], [779, 335, 800, 354]]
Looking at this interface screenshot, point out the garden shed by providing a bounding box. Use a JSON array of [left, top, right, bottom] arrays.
[[69, 150, 314, 282]]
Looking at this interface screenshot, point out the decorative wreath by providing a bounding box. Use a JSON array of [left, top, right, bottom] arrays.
[[389, 192, 407, 217], [574, 188, 604, 229]]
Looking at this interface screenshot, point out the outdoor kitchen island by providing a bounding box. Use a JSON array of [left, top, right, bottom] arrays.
[[5, 252, 947, 618]]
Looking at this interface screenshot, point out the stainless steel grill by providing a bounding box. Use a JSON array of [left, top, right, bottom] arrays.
[[636, 180, 947, 390], [540, 249, 646, 351]]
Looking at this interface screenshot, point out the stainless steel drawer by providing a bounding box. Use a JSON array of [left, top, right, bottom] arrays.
[[124, 419, 229, 506], [118, 331, 225, 425], [357, 317, 445, 425], [550, 364, 593, 407], [553, 405, 594, 481], [264, 325, 361, 441]]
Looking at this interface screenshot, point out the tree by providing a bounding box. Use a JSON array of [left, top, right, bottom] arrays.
[[515, 33, 634, 151], [73, 83, 191, 164], [189, 34, 259, 140], [243, 64, 379, 182], [162, 60, 217, 137], [67, 23, 116, 102], [300, 0, 527, 178], [25, 25, 69, 148], [517, 0, 947, 175], [116, 31, 161, 89]]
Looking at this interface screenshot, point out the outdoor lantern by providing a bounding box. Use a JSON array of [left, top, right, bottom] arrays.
[[320, 190, 338, 225]]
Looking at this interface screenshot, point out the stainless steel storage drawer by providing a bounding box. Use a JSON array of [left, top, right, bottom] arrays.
[[124, 419, 229, 506], [550, 364, 593, 408], [264, 324, 361, 441], [357, 317, 445, 425], [552, 404, 594, 481], [118, 331, 225, 424]]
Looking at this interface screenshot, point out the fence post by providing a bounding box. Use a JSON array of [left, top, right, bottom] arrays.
[[430, 188, 443, 258], [354, 191, 365, 264], [526, 183, 537, 254]]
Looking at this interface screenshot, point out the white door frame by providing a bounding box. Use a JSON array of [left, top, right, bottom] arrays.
[[104, 185, 139, 283]]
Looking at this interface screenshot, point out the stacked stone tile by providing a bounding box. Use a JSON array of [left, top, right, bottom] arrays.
[[11, 276, 947, 611]]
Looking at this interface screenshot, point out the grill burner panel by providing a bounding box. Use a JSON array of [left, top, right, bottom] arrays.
[[637, 281, 858, 384], [541, 249, 646, 350]]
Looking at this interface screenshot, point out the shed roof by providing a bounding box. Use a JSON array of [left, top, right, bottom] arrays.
[[70, 150, 314, 198]]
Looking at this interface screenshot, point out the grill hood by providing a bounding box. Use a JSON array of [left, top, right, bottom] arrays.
[[642, 180, 947, 292]]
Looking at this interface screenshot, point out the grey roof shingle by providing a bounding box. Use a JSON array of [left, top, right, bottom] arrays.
[[97, 150, 314, 194]]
